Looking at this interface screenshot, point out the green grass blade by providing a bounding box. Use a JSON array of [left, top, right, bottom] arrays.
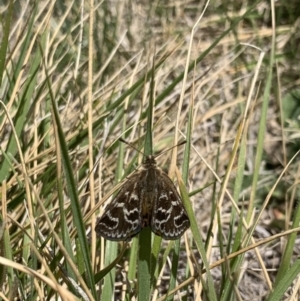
[[0, 42, 40, 182], [0, 0, 13, 86], [44, 72, 97, 298], [166, 240, 180, 301], [137, 62, 156, 301], [138, 228, 152, 301], [178, 178, 218, 301], [266, 258, 300, 301], [101, 241, 118, 300]]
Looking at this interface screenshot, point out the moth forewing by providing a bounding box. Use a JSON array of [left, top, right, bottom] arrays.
[[95, 172, 143, 241], [150, 169, 190, 240]]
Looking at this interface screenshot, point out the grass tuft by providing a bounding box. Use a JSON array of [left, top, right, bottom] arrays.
[[0, 0, 299, 300]]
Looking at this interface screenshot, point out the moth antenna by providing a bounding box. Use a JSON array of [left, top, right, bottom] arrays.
[[155, 140, 186, 159], [119, 138, 186, 158], [119, 138, 145, 156]]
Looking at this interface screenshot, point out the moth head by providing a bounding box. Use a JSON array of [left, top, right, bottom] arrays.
[[143, 155, 157, 167]]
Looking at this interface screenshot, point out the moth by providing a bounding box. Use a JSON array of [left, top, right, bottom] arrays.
[[95, 140, 190, 241]]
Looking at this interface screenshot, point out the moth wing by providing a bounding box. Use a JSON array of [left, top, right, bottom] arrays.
[[95, 173, 143, 241], [151, 172, 190, 240]]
